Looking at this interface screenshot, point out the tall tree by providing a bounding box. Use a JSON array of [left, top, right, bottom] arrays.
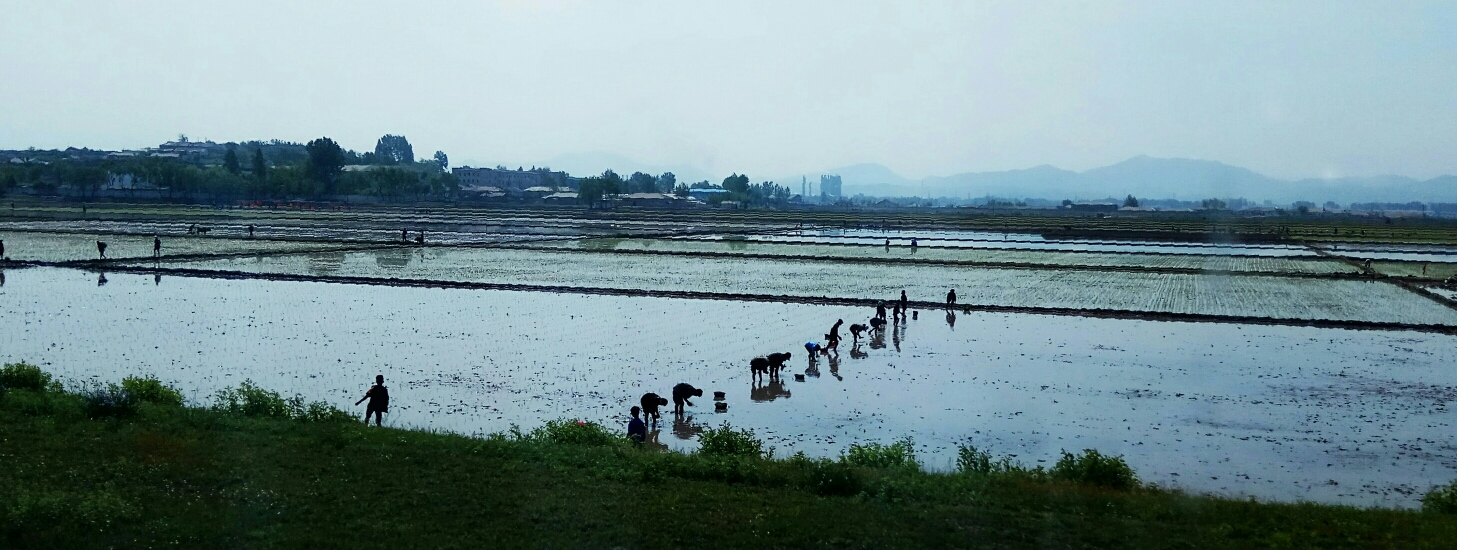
[[305, 137, 346, 194], [223, 147, 241, 175], [433, 151, 448, 172], [656, 172, 676, 193], [627, 171, 656, 193], [1123, 194, 1139, 208], [373, 135, 414, 165], [251, 148, 268, 180], [722, 173, 750, 195]]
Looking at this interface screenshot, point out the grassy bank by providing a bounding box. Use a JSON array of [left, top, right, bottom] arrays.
[[3, 364, 1456, 549]]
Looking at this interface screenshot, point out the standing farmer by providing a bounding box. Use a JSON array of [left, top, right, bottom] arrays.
[[355, 375, 390, 426], [96, 241, 107, 259], [153, 236, 161, 258]]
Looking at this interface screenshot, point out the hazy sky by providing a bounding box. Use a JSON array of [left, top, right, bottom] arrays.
[[2, 1, 1454, 180]]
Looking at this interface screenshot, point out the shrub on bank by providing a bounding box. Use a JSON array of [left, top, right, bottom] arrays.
[[121, 375, 184, 407], [842, 437, 919, 470], [697, 423, 768, 458], [1051, 449, 1139, 489], [527, 419, 626, 446], [1, 362, 56, 392], [211, 379, 352, 422], [81, 383, 140, 419], [1423, 479, 1457, 514]]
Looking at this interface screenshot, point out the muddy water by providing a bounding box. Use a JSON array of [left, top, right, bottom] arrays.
[[2, 267, 1455, 507]]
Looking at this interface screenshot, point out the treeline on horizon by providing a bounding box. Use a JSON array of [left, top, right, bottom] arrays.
[[0, 133, 798, 208], [0, 134, 458, 202]]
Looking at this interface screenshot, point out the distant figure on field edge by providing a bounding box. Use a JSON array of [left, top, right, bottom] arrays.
[[355, 375, 389, 426], [96, 241, 107, 259], [946, 288, 957, 307], [153, 236, 161, 258]]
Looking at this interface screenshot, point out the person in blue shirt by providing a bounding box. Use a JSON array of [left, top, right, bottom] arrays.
[[628, 406, 647, 443]]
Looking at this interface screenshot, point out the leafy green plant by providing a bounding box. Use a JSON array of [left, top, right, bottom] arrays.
[[212, 379, 350, 422], [1050, 449, 1139, 489], [81, 383, 140, 419], [121, 375, 184, 407], [697, 423, 767, 458], [528, 419, 625, 447], [842, 437, 919, 470], [1423, 479, 1457, 514], [1, 362, 53, 391]]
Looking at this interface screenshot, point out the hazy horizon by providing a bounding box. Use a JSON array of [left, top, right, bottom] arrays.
[[3, 1, 1455, 182]]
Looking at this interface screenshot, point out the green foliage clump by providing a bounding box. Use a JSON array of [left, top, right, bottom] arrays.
[[212, 379, 351, 422], [841, 437, 919, 470], [955, 442, 1044, 478], [697, 423, 767, 458], [121, 376, 183, 407], [788, 452, 863, 496], [1051, 449, 1139, 490], [81, 383, 140, 419], [527, 419, 625, 447], [1, 362, 54, 392], [1422, 479, 1457, 514]]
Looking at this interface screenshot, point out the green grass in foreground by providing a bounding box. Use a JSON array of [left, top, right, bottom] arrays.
[[3, 363, 1457, 549]]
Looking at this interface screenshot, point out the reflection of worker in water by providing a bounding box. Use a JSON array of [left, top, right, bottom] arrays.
[[97, 272, 107, 286], [828, 353, 842, 380], [96, 241, 107, 259], [154, 274, 161, 285], [354, 375, 389, 426], [750, 379, 792, 402], [671, 414, 703, 440], [946, 309, 956, 329]]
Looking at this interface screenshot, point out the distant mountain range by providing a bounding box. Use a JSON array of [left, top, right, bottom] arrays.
[[463, 152, 1455, 204], [823, 156, 1457, 205]]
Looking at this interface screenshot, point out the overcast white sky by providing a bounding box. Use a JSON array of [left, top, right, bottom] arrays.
[[2, 1, 1454, 180]]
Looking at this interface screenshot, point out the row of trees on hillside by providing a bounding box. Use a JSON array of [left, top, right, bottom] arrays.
[[0, 135, 457, 202], [573, 170, 791, 208]]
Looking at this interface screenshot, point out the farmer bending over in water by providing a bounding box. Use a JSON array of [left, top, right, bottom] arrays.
[[355, 375, 389, 426]]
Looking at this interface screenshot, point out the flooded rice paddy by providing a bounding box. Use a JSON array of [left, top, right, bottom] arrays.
[[0, 230, 354, 262], [2, 266, 1455, 508], [140, 247, 1457, 325], [524, 238, 1359, 275]]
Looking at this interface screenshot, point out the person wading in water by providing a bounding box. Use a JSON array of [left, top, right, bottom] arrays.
[[355, 375, 390, 426]]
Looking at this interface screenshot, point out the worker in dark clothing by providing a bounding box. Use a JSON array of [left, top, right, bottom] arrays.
[[898, 290, 908, 319], [248, 225, 255, 238], [876, 302, 887, 321], [826, 319, 844, 352], [96, 241, 107, 259], [1, 239, 5, 260], [354, 375, 389, 426], [153, 236, 161, 258], [628, 406, 647, 443], [671, 383, 703, 415], [946, 288, 957, 307], [402, 229, 409, 241]]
